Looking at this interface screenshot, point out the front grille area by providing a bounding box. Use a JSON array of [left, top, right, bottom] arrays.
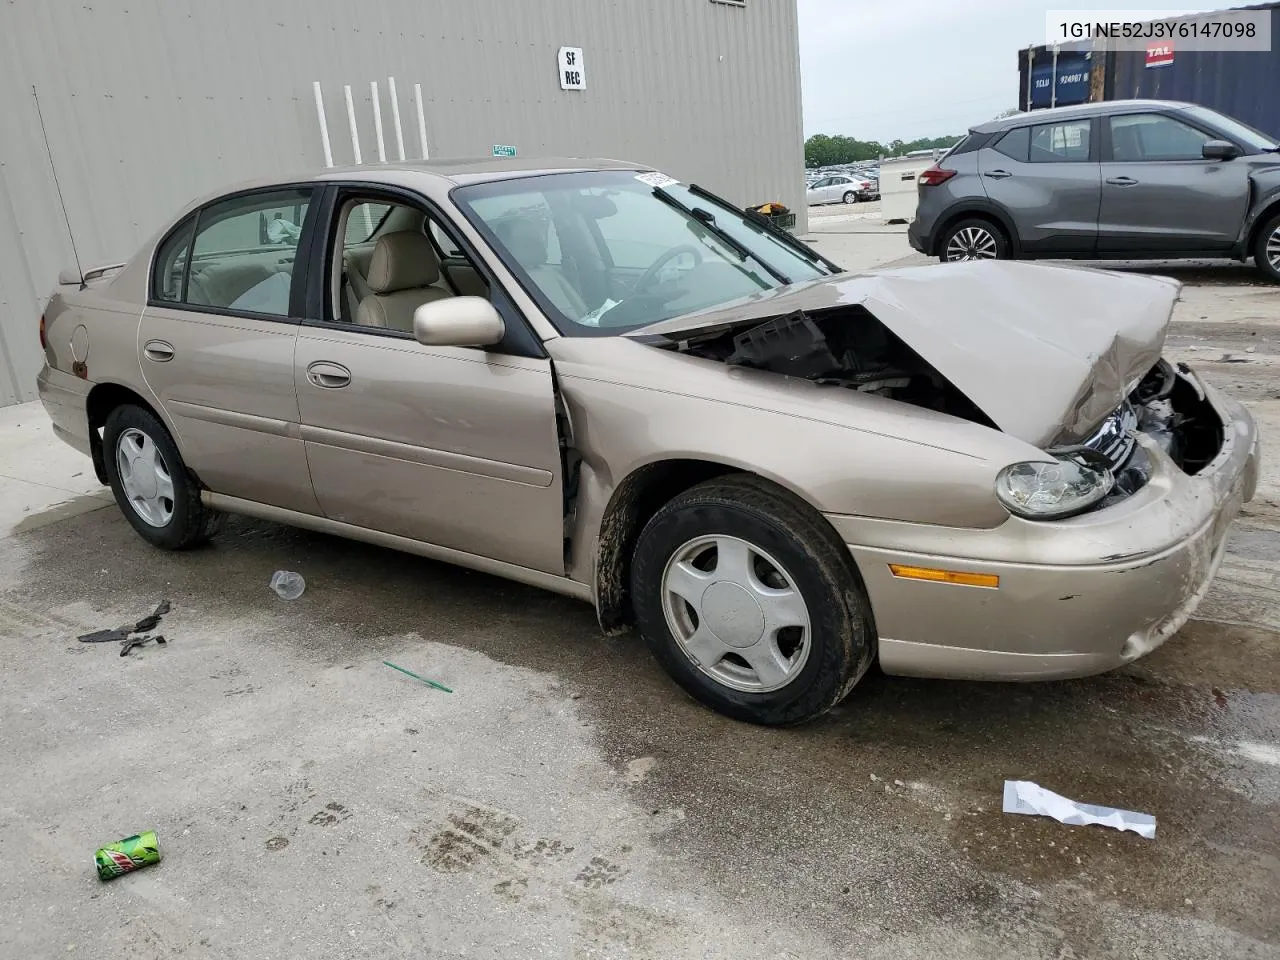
[[1081, 402, 1139, 474]]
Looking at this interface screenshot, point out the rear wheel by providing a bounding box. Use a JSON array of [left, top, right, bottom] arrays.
[[843, 191, 858, 204], [103, 404, 221, 550], [939, 218, 1010, 262], [1253, 212, 1280, 283], [630, 474, 875, 726]]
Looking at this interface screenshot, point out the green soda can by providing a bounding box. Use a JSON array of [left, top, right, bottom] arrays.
[[95, 831, 161, 881]]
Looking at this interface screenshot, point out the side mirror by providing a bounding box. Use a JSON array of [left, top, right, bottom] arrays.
[[1202, 140, 1240, 160], [413, 297, 505, 348]]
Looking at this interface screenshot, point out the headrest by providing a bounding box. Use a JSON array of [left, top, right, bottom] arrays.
[[497, 218, 549, 268], [367, 230, 440, 294]]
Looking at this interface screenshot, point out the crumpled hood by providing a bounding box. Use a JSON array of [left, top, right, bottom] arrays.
[[630, 260, 1179, 448]]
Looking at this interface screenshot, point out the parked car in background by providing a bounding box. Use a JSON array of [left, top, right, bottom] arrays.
[[908, 99, 1280, 281], [806, 174, 875, 205], [37, 159, 1258, 727]]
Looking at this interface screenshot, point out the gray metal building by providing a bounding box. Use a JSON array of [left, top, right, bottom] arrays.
[[0, 0, 806, 407]]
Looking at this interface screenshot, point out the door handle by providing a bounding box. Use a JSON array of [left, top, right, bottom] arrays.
[[143, 340, 175, 362], [983, 169, 1012, 180], [1106, 176, 1138, 186], [306, 361, 351, 389]]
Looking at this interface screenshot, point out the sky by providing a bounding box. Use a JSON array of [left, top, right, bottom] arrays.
[[797, 1, 1215, 143]]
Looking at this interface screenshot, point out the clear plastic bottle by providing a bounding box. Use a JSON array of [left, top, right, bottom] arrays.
[[269, 570, 306, 600]]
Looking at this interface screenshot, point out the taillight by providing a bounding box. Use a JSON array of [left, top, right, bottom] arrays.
[[39, 313, 47, 350], [918, 164, 956, 187]]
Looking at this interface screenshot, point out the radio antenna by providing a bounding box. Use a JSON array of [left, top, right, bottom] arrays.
[[32, 85, 84, 283]]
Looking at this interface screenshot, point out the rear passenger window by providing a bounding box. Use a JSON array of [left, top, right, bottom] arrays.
[[159, 188, 312, 316], [993, 127, 1030, 162], [1028, 120, 1091, 162]]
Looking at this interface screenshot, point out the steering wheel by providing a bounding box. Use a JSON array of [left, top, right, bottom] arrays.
[[635, 245, 703, 292]]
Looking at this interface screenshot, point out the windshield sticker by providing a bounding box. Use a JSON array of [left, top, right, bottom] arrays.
[[635, 172, 679, 189]]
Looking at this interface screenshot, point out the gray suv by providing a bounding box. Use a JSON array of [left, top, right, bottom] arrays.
[[907, 100, 1280, 282]]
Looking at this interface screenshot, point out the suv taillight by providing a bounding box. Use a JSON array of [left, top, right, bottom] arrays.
[[39, 313, 47, 350], [918, 164, 956, 187]]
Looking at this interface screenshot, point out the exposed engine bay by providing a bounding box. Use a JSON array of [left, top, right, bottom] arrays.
[[670, 306, 998, 428], [668, 305, 1224, 511]]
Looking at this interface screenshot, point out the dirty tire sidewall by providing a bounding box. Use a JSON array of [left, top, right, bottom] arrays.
[[1254, 212, 1280, 283], [631, 476, 875, 727], [103, 404, 212, 550], [938, 217, 1011, 262]]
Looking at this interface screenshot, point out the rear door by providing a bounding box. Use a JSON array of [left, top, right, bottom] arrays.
[[1097, 111, 1251, 252], [977, 117, 1101, 254], [139, 186, 321, 514]]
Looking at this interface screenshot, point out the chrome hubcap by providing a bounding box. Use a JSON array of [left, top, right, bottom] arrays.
[[1267, 225, 1280, 271], [946, 226, 998, 261], [660, 535, 811, 693], [116, 428, 175, 527]]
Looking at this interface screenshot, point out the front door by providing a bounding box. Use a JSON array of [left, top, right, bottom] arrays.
[[295, 189, 566, 575], [977, 116, 1101, 254], [1097, 111, 1251, 253], [138, 186, 321, 514]]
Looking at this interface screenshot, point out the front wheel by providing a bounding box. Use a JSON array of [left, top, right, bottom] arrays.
[[842, 191, 858, 204], [630, 475, 876, 726], [1254, 212, 1280, 283], [939, 218, 1010, 262], [103, 404, 221, 550]]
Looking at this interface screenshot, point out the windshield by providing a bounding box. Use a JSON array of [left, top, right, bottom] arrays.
[[1182, 105, 1277, 152], [453, 170, 831, 335]]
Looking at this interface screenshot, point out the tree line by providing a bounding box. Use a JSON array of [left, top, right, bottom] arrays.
[[804, 134, 964, 167]]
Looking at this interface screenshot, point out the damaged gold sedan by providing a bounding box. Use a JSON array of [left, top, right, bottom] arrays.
[[37, 160, 1261, 725]]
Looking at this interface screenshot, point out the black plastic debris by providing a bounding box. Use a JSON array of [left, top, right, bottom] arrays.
[[120, 635, 167, 658], [77, 601, 172, 657]]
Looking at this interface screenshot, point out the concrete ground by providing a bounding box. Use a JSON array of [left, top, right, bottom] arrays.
[[1, 232, 1278, 958]]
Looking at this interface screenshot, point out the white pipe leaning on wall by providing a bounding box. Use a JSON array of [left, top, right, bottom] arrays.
[[371, 80, 387, 162], [343, 84, 362, 165], [414, 83, 429, 159], [312, 81, 334, 168], [388, 77, 406, 161]]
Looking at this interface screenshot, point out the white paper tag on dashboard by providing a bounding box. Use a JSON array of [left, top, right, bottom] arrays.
[[635, 172, 679, 189]]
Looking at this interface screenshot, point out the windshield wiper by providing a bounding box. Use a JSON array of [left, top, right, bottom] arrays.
[[686, 182, 842, 275], [651, 187, 793, 286]]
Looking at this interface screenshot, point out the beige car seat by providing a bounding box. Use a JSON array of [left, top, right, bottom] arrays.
[[356, 231, 451, 331], [497, 218, 587, 319]]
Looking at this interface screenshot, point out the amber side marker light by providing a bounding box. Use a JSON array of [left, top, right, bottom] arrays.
[[888, 564, 1000, 589]]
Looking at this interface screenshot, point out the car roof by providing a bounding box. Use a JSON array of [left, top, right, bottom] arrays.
[[193, 157, 656, 199], [971, 99, 1201, 133]]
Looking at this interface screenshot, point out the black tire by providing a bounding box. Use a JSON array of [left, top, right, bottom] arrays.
[[102, 404, 221, 550], [842, 191, 858, 204], [938, 217, 1011, 263], [1253, 211, 1280, 283], [630, 474, 876, 726]]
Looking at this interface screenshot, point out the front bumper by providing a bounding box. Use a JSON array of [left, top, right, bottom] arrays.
[[826, 372, 1260, 681]]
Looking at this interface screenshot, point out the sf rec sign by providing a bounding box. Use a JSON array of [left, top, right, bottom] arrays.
[[559, 47, 586, 90]]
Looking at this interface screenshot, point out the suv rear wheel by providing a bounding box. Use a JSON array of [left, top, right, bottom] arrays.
[[939, 218, 1010, 262], [1254, 211, 1280, 283]]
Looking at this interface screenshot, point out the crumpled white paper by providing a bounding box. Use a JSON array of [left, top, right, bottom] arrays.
[[1002, 781, 1156, 839]]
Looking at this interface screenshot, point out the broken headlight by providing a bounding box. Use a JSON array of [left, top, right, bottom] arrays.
[[995, 459, 1113, 520]]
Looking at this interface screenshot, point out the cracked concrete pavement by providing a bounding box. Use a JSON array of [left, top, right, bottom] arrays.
[[1, 230, 1277, 958]]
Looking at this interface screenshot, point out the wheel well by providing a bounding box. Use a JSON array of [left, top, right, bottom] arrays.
[[1247, 200, 1280, 260], [85, 383, 160, 484], [932, 208, 1014, 256], [595, 459, 738, 634]]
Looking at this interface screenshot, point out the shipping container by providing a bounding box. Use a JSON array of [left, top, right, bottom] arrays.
[[1017, 2, 1280, 138]]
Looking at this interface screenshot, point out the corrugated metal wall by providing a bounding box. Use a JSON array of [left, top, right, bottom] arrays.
[[0, 0, 806, 406]]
